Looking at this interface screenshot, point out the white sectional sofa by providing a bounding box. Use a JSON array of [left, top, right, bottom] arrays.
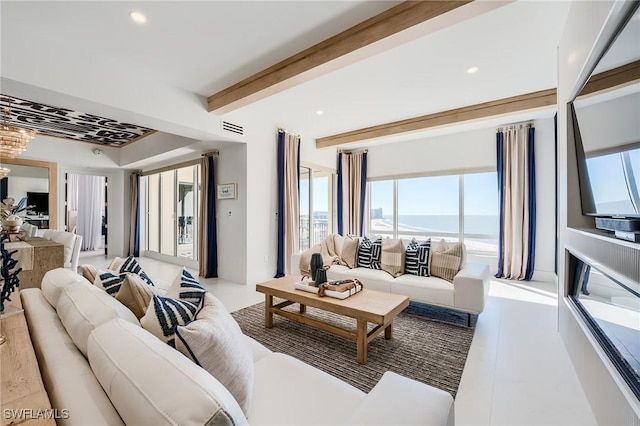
[[20, 268, 455, 426], [292, 244, 490, 324]]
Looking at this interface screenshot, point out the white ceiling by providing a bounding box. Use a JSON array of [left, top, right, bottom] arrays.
[[0, 0, 572, 167]]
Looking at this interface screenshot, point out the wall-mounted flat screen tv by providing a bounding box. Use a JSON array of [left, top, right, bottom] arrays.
[[27, 191, 49, 215], [572, 5, 640, 219]]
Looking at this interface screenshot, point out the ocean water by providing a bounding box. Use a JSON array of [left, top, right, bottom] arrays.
[[373, 214, 498, 235]]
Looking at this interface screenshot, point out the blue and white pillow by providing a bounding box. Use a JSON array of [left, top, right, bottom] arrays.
[[166, 268, 207, 307], [119, 256, 154, 286], [94, 270, 127, 296], [141, 296, 199, 347], [357, 237, 382, 270], [405, 238, 431, 277]]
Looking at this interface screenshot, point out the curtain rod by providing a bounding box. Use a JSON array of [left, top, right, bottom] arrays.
[[496, 121, 534, 132], [338, 148, 368, 153], [202, 150, 219, 158], [277, 127, 300, 137]]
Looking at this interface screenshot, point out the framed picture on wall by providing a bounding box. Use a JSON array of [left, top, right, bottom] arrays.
[[217, 183, 237, 200]]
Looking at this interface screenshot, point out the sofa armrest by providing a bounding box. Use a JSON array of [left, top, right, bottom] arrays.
[[344, 371, 454, 426], [453, 262, 490, 314]]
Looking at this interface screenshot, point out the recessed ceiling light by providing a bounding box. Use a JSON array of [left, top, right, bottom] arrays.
[[316, 110, 324, 116], [467, 66, 479, 74], [130, 11, 147, 24]]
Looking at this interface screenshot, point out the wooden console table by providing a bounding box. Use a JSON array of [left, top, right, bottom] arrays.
[[4, 237, 63, 290], [1, 298, 55, 425]]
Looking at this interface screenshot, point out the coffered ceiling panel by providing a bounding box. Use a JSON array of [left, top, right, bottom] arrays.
[[0, 95, 154, 146]]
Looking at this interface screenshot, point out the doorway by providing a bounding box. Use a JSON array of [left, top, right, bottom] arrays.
[[65, 173, 108, 255]]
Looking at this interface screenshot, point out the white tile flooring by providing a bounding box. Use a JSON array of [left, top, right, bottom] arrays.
[[79, 252, 597, 425]]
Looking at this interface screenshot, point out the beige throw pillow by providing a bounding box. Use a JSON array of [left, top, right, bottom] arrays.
[[430, 239, 463, 282], [380, 238, 405, 277], [341, 236, 359, 269], [78, 264, 101, 284], [115, 273, 160, 319], [175, 293, 254, 416]]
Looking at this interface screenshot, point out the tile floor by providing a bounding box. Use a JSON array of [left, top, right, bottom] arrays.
[[78, 252, 597, 425]]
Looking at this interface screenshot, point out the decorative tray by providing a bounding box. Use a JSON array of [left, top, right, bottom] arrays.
[[294, 280, 362, 299]]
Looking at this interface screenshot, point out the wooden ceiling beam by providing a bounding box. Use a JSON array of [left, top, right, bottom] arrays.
[[316, 89, 558, 148], [207, 1, 498, 114]]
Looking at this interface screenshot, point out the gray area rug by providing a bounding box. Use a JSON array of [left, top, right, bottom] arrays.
[[231, 301, 476, 397]]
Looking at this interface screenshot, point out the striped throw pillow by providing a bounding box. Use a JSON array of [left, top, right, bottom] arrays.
[[430, 240, 463, 282], [405, 238, 431, 277], [381, 238, 405, 277], [357, 237, 382, 269], [94, 270, 127, 296], [141, 296, 199, 347], [119, 256, 155, 286], [166, 268, 207, 307]]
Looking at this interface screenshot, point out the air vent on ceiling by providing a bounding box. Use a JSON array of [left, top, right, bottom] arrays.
[[222, 120, 244, 135]]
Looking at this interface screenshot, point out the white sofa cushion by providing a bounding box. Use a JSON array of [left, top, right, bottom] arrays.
[[327, 265, 394, 293], [344, 371, 454, 426], [250, 353, 364, 425], [57, 281, 139, 357], [175, 293, 254, 415], [392, 274, 455, 308], [41, 268, 92, 308], [21, 289, 125, 426], [88, 318, 248, 426]]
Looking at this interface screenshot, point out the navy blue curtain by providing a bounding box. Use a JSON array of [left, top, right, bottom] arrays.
[[525, 127, 536, 280], [359, 152, 368, 236], [495, 132, 505, 278], [496, 127, 536, 280], [337, 152, 343, 235], [204, 155, 218, 278], [275, 131, 286, 278], [129, 172, 141, 257]]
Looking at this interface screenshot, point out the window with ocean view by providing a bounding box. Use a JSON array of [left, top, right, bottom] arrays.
[[368, 171, 499, 254]]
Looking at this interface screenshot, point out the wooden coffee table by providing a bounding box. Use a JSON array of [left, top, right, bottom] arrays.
[[256, 275, 409, 364]]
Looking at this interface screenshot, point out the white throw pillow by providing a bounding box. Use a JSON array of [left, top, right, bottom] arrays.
[[56, 282, 139, 357], [175, 293, 254, 415], [88, 318, 248, 426]]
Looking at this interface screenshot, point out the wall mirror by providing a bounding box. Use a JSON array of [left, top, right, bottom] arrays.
[[0, 158, 57, 229]]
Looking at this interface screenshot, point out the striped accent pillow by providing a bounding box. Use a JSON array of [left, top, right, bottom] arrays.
[[166, 268, 207, 307], [357, 237, 382, 269], [381, 238, 405, 277], [405, 238, 431, 277], [141, 296, 199, 347], [119, 256, 155, 286], [430, 240, 463, 282], [94, 270, 127, 296]]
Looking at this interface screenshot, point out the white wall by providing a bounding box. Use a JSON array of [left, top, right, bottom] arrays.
[[216, 143, 248, 284]]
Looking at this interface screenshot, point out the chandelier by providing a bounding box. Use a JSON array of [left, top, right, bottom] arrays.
[[1, 99, 36, 160]]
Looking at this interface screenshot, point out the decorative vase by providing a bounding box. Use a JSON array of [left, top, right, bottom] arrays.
[[2, 215, 23, 233], [310, 253, 323, 282], [315, 268, 327, 286]]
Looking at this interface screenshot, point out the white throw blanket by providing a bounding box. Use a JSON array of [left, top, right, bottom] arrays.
[[298, 234, 347, 276]]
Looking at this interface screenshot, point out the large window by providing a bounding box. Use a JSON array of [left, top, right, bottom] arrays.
[[299, 164, 334, 251], [368, 171, 498, 253], [141, 164, 200, 261]]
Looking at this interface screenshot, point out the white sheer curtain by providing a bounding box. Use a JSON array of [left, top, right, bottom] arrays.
[[76, 175, 105, 251]]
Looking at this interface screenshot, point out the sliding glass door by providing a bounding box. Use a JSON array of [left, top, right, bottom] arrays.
[[141, 164, 200, 262]]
